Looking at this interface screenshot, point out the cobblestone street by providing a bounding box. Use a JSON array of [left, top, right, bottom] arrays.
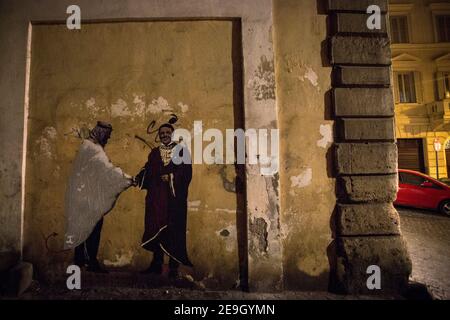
[[397, 207, 450, 300]]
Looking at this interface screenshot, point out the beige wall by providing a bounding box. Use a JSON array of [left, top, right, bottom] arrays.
[[274, 0, 334, 290]]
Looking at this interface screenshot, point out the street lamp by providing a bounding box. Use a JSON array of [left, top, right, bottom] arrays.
[[434, 138, 442, 179]]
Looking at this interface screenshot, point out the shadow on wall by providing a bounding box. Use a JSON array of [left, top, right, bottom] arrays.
[[284, 254, 331, 291], [231, 20, 249, 291]]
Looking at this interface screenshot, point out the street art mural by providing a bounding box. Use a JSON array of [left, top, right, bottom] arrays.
[[64, 117, 193, 279], [23, 21, 243, 289], [137, 120, 194, 278], [64, 121, 133, 273]]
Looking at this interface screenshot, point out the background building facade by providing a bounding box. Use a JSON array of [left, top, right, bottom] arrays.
[[391, 0, 450, 178]]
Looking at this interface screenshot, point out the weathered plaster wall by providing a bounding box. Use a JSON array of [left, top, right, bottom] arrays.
[[24, 21, 241, 288], [1, 0, 335, 291], [0, 0, 280, 291], [0, 0, 412, 295], [0, 1, 28, 272], [274, 0, 335, 290]]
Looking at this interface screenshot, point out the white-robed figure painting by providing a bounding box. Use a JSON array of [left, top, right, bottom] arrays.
[[64, 121, 133, 273]]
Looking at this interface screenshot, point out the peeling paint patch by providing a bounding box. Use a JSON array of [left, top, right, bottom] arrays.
[[215, 208, 237, 214], [290, 168, 312, 189], [317, 124, 333, 149], [248, 55, 275, 101], [103, 250, 133, 267], [178, 102, 189, 113], [299, 67, 319, 88], [45, 127, 57, 140], [148, 96, 173, 114], [85, 97, 100, 116], [85, 97, 95, 109], [188, 200, 201, 207], [35, 126, 58, 159], [188, 200, 201, 212], [250, 218, 268, 253], [111, 99, 130, 117], [109, 95, 184, 118], [132, 94, 147, 117]]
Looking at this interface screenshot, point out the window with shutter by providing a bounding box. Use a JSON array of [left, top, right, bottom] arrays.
[[414, 71, 423, 103], [394, 72, 417, 103], [435, 72, 450, 100], [445, 72, 450, 98], [397, 139, 426, 173]]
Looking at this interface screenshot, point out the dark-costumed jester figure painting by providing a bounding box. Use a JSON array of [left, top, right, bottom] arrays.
[[136, 122, 194, 276]]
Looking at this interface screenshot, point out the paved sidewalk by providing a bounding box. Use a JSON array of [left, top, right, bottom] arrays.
[[5, 284, 398, 300], [397, 207, 450, 300], [2, 271, 400, 300], [5, 207, 448, 300]]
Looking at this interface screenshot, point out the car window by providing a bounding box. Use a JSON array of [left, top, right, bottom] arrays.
[[399, 172, 426, 186], [428, 181, 444, 190]]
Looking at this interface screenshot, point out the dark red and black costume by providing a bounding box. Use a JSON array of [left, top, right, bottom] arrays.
[[136, 142, 193, 267]]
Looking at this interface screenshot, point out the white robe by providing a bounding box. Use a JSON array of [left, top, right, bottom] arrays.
[[64, 139, 132, 249]]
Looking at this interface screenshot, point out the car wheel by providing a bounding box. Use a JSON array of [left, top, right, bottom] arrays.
[[439, 200, 450, 216]]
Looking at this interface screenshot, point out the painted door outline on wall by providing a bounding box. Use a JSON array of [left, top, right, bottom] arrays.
[[13, 0, 279, 292], [24, 19, 248, 289]]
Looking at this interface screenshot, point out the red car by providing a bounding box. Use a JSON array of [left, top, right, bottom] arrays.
[[395, 169, 450, 216]]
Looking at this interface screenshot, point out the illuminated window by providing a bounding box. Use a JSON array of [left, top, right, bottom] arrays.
[[444, 72, 450, 98], [395, 72, 417, 103], [436, 72, 450, 100]]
